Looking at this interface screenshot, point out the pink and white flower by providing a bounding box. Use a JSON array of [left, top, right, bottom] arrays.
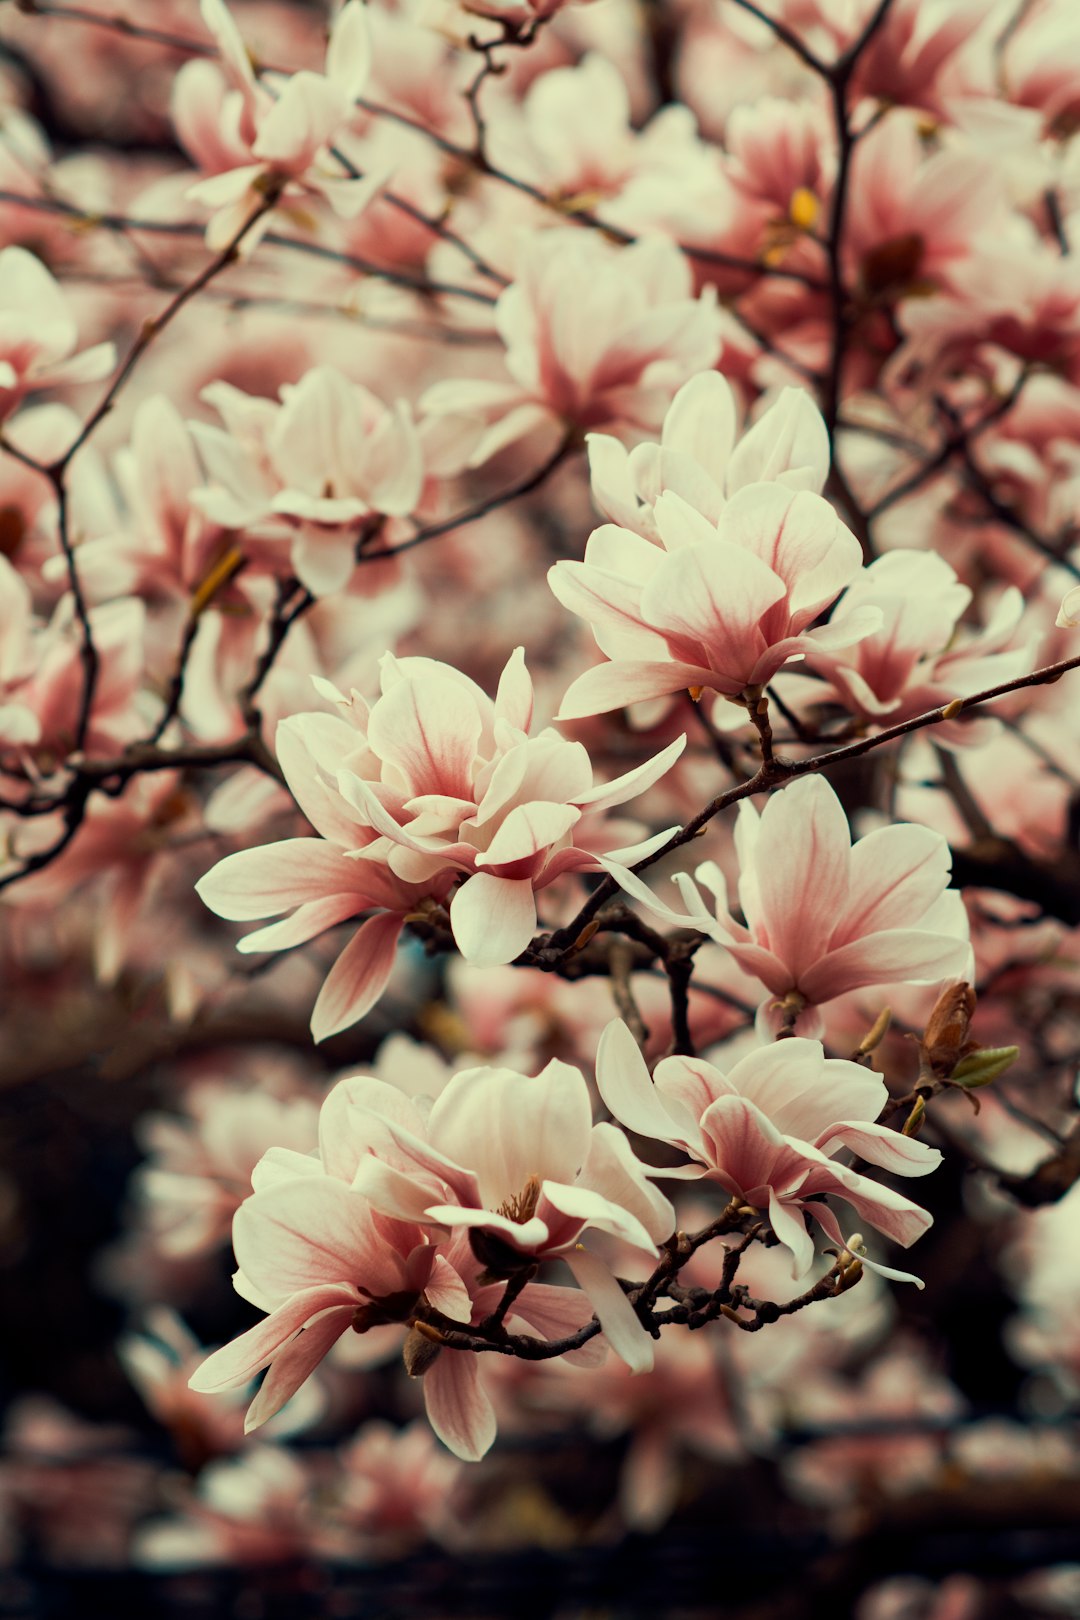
[[420, 231, 722, 467], [178, 0, 381, 250], [344, 1056, 675, 1370], [798, 550, 1032, 741], [195, 648, 685, 1039], [189, 368, 424, 596], [549, 480, 876, 718], [586, 372, 831, 544], [0, 246, 114, 422], [188, 1069, 619, 1458], [596, 1018, 941, 1281], [610, 775, 971, 1037]]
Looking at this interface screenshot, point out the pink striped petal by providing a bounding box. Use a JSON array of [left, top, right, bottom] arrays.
[[310, 910, 404, 1041]]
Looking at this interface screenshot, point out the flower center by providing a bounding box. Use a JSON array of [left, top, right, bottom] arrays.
[[497, 1173, 542, 1225]]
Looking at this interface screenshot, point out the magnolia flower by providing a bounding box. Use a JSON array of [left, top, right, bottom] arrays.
[[0, 558, 145, 781], [196, 649, 685, 1039], [134, 1446, 316, 1569], [550, 482, 877, 719], [587, 372, 831, 543], [799, 551, 1031, 741], [346, 1056, 676, 1370], [189, 370, 424, 596], [134, 1080, 320, 1258], [0, 246, 114, 421], [179, 0, 381, 250], [420, 231, 722, 467], [187, 1179, 465, 1431], [596, 1019, 941, 1282], [331, 1421, 461, 1553], [188, 1073, 612, 1459], [610, 775, 971, 1037]]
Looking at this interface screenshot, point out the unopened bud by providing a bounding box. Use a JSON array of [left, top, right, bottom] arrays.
[[921, 981, 976, 1072], [854, 1006, 892, 1058], [402, 1323, 444, 1378], [902, 1096, 926, 1137], [952, 1045, 1019, 1088]]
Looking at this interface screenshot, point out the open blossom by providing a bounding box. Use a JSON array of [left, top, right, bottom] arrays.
[[586, 372, 831, 543], [134, 1446, 317, 1569], [843, 115, 1000, 305], [134, 1079, 320, 1258], [177, 0, 381, 250], [188, 1071, 617, 1459], [0, 246, 114, 421], [549, 480, 877, 719], [797, 551, 1032, 741], [330, 1421, 462, 1555], [612, 776, 971, 1037], [596, 1019, 941, 1282], [420, 232, 722, 467], [195, 648, 685, 1039], [0, 556, 145, 782], [347, 1057, 676, 1372], [486, 54, 709, 216], [189, 368, 424, 596]]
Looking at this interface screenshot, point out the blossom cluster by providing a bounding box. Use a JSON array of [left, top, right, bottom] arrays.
[[2, 0, 1080, 1598]]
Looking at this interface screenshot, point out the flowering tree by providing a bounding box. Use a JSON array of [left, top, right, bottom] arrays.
[[2, 0, 1080, 1612]]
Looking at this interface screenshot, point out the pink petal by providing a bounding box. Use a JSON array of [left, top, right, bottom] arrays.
[[557, 659, 711, 720], [476, 802, 580, 871], [751, 777, 852, 980], [494, 646, 534, 732], [798, 928, 972, 1004], [574, 733, 687, 812], [565, 1247, 654, 1374], [769, 1188, 815, 1278], [839, 822, 955, 941], [816, 1120, 943, 1178], [195, 838, 360, 922], [188, 1282, 360, 1393], [595, 1017, 685, 1146], [233, 1177, 408, 1301], [243, 1303, 356, 1430], [423, 1349, 497, 1461], [367, 672, 482, 799], [724, 1041, 885, 1145], [310, 910, 404, 1041], [237, 893, 366, 954], [429, 1057, 593, 1203]]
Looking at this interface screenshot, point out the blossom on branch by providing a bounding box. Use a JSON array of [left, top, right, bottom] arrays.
[[420, 232, 722, 467], [187, 1068, 627, 1458], [345, 1056, 676, 1369], [195, 648, 685, 1039], [586, 372, 831, 543], [610, 775, 971, 1038], [0, 247, 115, 423], [550, 479, 876, 718], [797, 550, 1032, 742], [596, 1019, 941, 1283], [189, 368, 424, 596], [177, 0, 381, 250]]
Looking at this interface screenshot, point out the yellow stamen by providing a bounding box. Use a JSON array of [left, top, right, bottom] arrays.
[[789, 187, 819, 231]]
